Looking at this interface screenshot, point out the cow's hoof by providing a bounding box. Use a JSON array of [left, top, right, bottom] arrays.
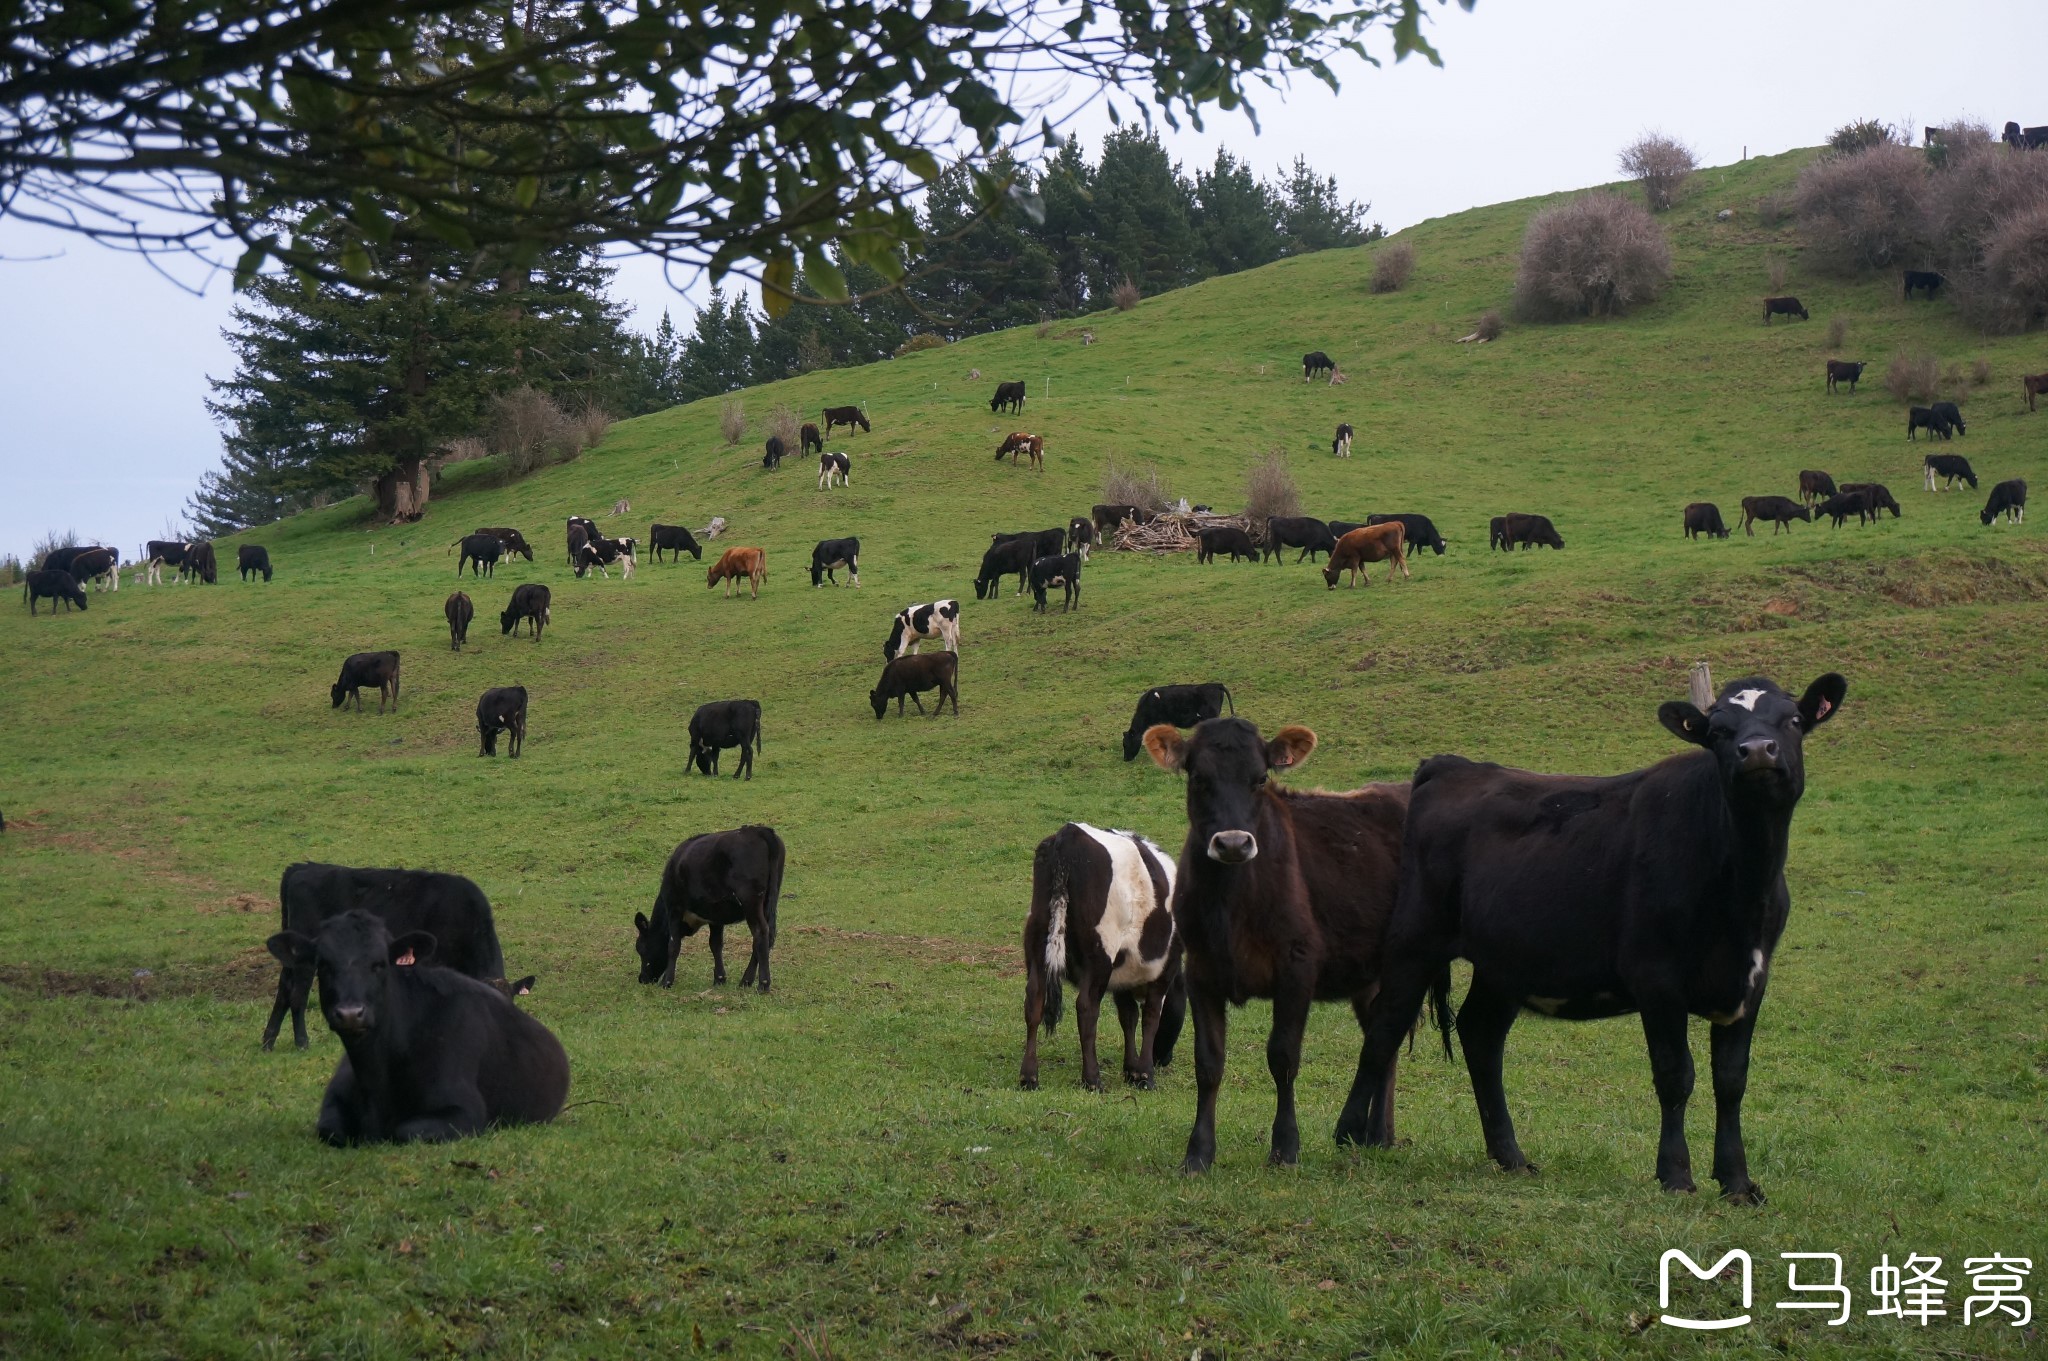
[[295, 1038, 309, 1051], [1661, 1177, 1699, 1195], [1720, 1181, 1765, 1206], [1124, 1070, 1155, 1090], [1267, 1145, 1300, 1168], [1082, 1077, 1104, 1094], [1180, 1154, 1214, 1177]]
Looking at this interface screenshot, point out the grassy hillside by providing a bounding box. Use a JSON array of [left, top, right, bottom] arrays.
[[4, 148, 2046, 1358]]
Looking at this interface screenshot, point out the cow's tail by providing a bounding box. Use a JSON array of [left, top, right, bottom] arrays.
[[1430, 968, 1456, 1060], [762, 832, 785, 950], [1034, 838, 1067, 1033], [1220, 684, 1236, 716], [753, 706, 763, 752]]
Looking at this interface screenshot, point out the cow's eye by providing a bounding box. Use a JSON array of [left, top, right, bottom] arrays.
[[1253, 774, 1268, 788]]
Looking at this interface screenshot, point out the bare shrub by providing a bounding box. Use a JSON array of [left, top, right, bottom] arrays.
[[895, 333, 947, 357], [1370, 242, 1416, 294], [1884, 349, 1940, 403], [1474, 309, 1504, 341], [1942, 361, 1967, 398], [1035, 319, 1056, 339], [1924, 119, 1995, 168], [1619, 133, 1698, 212], [30, 528, 79, 571], [1767, 256, 1788, 291], [1926, 143, 2048, 265], [764, 402, 802, 454], [1825, 316, 1849, 350], [1973, 358, 1993, 386], [1827, 118, 1901, 158], [1513, 194, 1672, 320], [1957, 200, 2048, 334], [488, 388, 577, 478], [1755, 193, 1793, 228], [1111, 277, 1140, 312], [1101, 458, 1171, 514], [1243, 451, 1301, 525], [567, 403, 614, 455], [440, 435, 489, 466], [1794, 143, 1932, 273], [718, 396, 747, 444]]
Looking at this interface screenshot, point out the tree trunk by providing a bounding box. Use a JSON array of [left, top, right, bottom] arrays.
[[374, 460, 431, 521]]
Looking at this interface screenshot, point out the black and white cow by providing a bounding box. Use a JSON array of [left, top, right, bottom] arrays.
[[818, 452, 851, 489], [1332, 422, 1354, 458], [143, 539, 189, 585], [1029, 552, 1082, 613], [1121, 683, 1236, 761], [1302, 351, 1336, 382], [1923, 454, 1977, 491], [1066, 517, 1098, 556], [1982, 479, 2027, 526], [1021, 823, 1187, 1091], [810, 536, 860, 587], [574, 535, 636, 579], [883, 599, 960, 662], [67, 547, 120, 592]]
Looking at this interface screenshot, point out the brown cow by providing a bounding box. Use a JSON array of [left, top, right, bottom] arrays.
[[708, 547, 766, 599], [2025, 373, 2048, 413], [1798, 470, 1837, 506], [1323, 523, 1408, 588], [995, 432, 1043, 468]]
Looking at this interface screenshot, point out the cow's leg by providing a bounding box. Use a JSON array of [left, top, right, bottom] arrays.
[[1709, 1005, 1764, 1204], [708, 922, 727, 984], [1021, 958, 1046, 1090], [261, 969, 297, 1051], [1335, 991, 1399, 1145], [1457, 973, 1533, 1171], [315, 1062, 364, 1146], [908, 692, 926, 714], [1113, 988, 1143, 1085], [1181, 984, 1228, 1174], [394, 1093, 489, 1143], [660, 931, 682, 988], [1637, 1001, 1697, 1192], [1075, 972, 1110, 1092], [1265, 987, 1311, 1166]]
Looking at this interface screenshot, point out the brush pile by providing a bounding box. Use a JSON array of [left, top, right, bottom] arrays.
[[1109, 509, 1259, 553]]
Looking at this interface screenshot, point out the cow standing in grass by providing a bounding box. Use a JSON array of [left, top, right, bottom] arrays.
[[23, 570, 87, 614], [708, 547, 766, 599], [1684, 503, 1730, 539], [635, 825, 785, 990], [1121, 684, 1235, 762], [501, 585, 550, 641], [689, 700, 762, 778], [1741, 496, 1811, 535], [1924, 454, 1977, 491], [477, 687, 527, 758], [871, 651, 959, 718], [810, 537, 860, 587], [1324, 523, 1408, 588], [648, 524, 702, 562], [1824, 360, 1866, 394], [331, 652, 400, 712], [445, 592, 473, 650], [1982, 479, 2027, 525], [823, 405, 870, 436], [883, 600, 959, 662]]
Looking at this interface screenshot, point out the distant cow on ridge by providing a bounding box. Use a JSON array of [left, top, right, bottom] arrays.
[[1762, 296, 1808, 324]]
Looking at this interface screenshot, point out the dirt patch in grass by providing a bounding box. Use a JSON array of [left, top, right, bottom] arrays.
[[0, 947, 274, 1001]]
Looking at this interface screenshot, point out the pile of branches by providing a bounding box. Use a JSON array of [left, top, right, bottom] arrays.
[[1109, 509, 1257, 553]]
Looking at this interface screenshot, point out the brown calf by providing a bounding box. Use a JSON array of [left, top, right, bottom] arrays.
[[1798, 469, 1837, 506], [2025, 373, 2048, 413], [708, 547, 766, 599], [995, 432, 1043, 468], [1323, 522, 1408, 588]]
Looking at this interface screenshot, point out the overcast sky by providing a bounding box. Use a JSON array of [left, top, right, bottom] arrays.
[[1, 0, 2034, 562]]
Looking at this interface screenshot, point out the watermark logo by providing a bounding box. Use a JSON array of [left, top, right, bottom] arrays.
[[1656, 1251, 2031, 1331], [1659, 1249, 1751, 1330]]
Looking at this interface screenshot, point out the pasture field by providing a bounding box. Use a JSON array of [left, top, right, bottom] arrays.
[[3, 148, 2046, 1358]]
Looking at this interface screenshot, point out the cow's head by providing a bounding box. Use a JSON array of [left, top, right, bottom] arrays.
[[1658, 674, 1846, 806], [869, 685, 890, 719], [268, 910, 433, 1037], [1145, 718, 1316, 863], [499, 608, 519, 635], [633, 907, 699, 983]]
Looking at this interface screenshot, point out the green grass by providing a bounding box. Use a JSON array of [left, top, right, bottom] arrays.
[[4, 148, 2046, 1358]]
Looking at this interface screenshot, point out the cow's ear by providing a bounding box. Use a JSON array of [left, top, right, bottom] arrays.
[[389, 931, 435, 967], [633, 911, 650, 933], [1659, 702, 1711, 746], [1798, 673, 1847, 728], [266, 931, 315, 967], [1266, 726, 1317, 771], [1143, 725, 1187, 771], [511, 976, 536, 997]]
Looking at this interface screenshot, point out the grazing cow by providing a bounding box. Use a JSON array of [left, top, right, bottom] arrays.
[[994, 527, 1065, 559], [1021, 824, 1186, 1091], [1903, 269, 1945, 300], [1066, 517, 1098, 556], [236, 545, 272, 582], [1142, 719, 1412, 1172], [264, 862, 513, 1051], [884, 600, 960, 662], [574, 535, 636, 579], [1029, 552, 1082, 613], [1197, 526, 1259, 564], [22, 569, 87, 614], [800, 422, 824, 455], [1797, 470, 1837, 505], [1488, 516, 1508, 551], [708, 547, 766, 599], [67, 547, 119, 592], [445, 591, 473, 650], [1906, 406, 1953, 441], [500, 584, 551, 641], [1302, 350, 1336, 382], [1837, 483, 1902, 519], [1683, 502, 1731, 539], [974, 537, 1038, 600], [1120, 683, 1235, 762], [1816, 488, 1878, 527], [1923, 453, 1978, 491], [822, 404, 870, 436], [331, 652, 400, 713], [870, 650, 959, 718], [1824, 360, 1866, 394], [565, 516, 596, 567], [456, 532, 502, 577], [1091, 503, 1145, 538], [266, 911, 567, 1144], [1930, 401, 1966, 437], [476, 527, 533, 561], [183, 541, 218, 583], [1332, 422, 1353, 458], [477, 686, 527, 758], [1352, 673, 1848, 1201], [648, 523, 703, 562], [1740, 495, 1812, 536], [39, 545, 96, 576], [144, 539, 189, 585], [2004, 122, 2048, 150], [1982, 479, 2028, 526], [1324, 523, 1408, 588], [995, 432, 1044, 468], [810, 536, 861, 587], [818, 452, 850, 489], [762, 435, 787, 470], [1762, 296, 1808, 324], [1262, 516, 1339, 564], [2025, 373, 2048, 412], [1366, 513, 1448, 557], [689, 699, 762, 779], [634, 825, 785, 990], [990, 381, 1027, 415], [1499, 512, 1565, 550]]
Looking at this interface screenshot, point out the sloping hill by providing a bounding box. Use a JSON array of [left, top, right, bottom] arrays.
[[3, 149, 2044, 1358]]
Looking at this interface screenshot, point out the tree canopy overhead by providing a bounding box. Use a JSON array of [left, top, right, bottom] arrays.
[[3, 0, 1470, 303]]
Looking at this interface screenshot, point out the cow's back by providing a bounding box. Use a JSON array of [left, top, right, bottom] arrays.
[[282, 863, 505, 980]]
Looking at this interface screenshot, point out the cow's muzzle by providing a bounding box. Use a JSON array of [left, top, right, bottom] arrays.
[[1736, 737, 1780, 774], [327, 1004, 369, 1033], [1207, 830, 1258, 863]]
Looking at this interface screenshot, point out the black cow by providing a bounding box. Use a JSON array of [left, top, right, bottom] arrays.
[[1903, 270, 1945, 300], [2004, 122, 2048, 150], [974, 537, 1037, 600], [1066, 517, 1098, 555], [1816, 489, 1877, 527], [689, 699, 762, 779], [762, 435, 787, 469], [1488, 517, 1508, 551], [822, 404, 870, 436], [634, 825, 785, 990], [1029, 552, 1082, 613], [445, 591, 473, 650], [1798, 470, 1838, 505], [1923, 454, 1978, 491], [453, 533, 502, 577], [1021, 824, 1186, 1091], [39, 545, 96, 576], [1366, 513, 1448, 557], [990, 381, 1027, 415], [1092, 503, 1145, 537], [1982, 479, 2027, 526], [1762, 296, 1808, 324], [1499, 513, 1564, 550], [237, 544, 272, 582], [649, 523, 702, 562], [870, 651, 959, 718], [1740, 496, 1811, 535], [331, 652, 400, 713], [477, 686, 527, 758], [994, 526, 1065, 559], [884, 599, 960, 661], [265, 862, 510, 1051], [66, 547, 119, 592], [1930, 401, 1966, 437], [1906, 407, 1953, 441], [1121, 683, 1235, 762], [1824, 360, 1866, 394], [800, 422, 824, 455], [183, 541, 218, 584], [23, 569, 87, 614], [1353, 673, 1847, 1202], [477, 527, 534, 561], [565, 516, 596, 567], [1836, 483, 1901, 519], [1197, 526, 1259, 564], [501, 584, 550, 641], [266, 910, 568, 1143], [1302, 350, 1336, 381], [1263, 516, 1338, 563], [144, 540, 190, 584], [1683, 502, 1730, 539], [810, 536, 860, 587]]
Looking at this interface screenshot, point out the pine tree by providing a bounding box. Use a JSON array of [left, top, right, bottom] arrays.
[[1193, 149, 1283, 277], [1277, 156, 1382, 255], [1090, 130, 1199, 297], [911, 156, 1060, 336]]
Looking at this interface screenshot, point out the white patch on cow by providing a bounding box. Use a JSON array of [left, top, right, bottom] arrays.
[[680, 908, 709, 929], [1526, 996, 1569, 1016], [1072, 824, 1177, 991], [1044, 874, 1068, 985], [1747, 947, 1766, 993], [1728, 688, 1767, 712]]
